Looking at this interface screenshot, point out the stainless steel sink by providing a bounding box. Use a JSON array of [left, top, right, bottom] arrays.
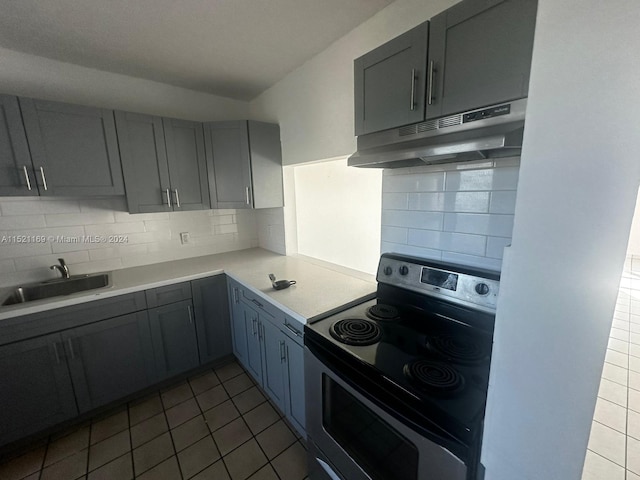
[[2, 273, 111, 306]]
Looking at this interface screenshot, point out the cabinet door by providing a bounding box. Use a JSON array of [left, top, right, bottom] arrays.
[[192, 276, 232, 364], [204, 121, 252, 209], [148, 300, 200, 380], [427, 0, 537, 119], [354, 22, 428, 135], [0, 95, 37, 196], [229, 283, 250, 367], [163, 118, 210, 211], [19, 98, 124, 196], [63, 312, 155, 413], [0, 333, 77, 446], [115, 111, 172, 213], [247, 122, 284, 209], [283, 334, 306, 437], [260, 318, 286, 412], [244, 304, 263, 384]]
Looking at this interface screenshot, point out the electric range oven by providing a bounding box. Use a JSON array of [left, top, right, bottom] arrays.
[[304, 253, 500, 480]]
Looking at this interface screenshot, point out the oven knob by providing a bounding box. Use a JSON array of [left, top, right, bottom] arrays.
[[399, 265, 409, 276], [383, 266, 393, 276], [475, 283, 490, 295]]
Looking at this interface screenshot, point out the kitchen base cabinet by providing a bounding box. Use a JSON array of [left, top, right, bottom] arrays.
[[0, 333, 77, 446], [148, 300, 200, 381], [192, 275, 232, 364], [283, 333, 305, 436], [227, 278, 307, 437], [63, 312, 156, 413]]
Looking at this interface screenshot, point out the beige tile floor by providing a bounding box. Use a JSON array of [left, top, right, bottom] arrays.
[[0, 360, 308, 480], [583, 258, 640, 480]]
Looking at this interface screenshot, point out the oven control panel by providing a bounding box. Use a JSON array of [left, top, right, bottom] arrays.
[[377, 255, 500, 313]]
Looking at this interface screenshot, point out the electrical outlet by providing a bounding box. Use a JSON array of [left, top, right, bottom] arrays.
[[180, 232, 190, 245]]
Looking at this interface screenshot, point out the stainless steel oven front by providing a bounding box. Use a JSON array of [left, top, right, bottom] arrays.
[[305, 346, 467, 480]]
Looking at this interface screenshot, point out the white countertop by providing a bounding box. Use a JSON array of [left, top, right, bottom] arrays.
[[0, 249, 377, 323]]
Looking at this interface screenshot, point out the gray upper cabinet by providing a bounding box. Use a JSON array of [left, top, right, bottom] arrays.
[[205, 121, 284, 210], [63, 311, 156, 413], [163, 118, 210, 211], [116, 112, 210, 213], [19, 98, 124, 196], [192, 275, 232, 364], [0, 95, 35, 196], [0, 333, 77, 447], [426, 0, 538, 119], [354, 22, 429, 136]]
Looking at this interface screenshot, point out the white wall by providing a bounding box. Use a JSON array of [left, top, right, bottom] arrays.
[[0, 47, 249, 120], [381, 159, 519, 271], [294, 158, 382, 274], [481, 1, 640, 479], [626, 190, 640, 257], [249, 0, 460, 166]]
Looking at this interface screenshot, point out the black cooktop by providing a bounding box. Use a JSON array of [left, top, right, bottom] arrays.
[[305, 297, 494, 445]]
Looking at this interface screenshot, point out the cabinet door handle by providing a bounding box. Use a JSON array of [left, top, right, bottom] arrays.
[[233, 287, 239, 304], [245, 187, 251, 205], [410, 68, 416, 111], [258, 321, 263, 341], [53, 342, 61, 364], [67, 338, 75, 360], [165, 188, 172, 208], [284, 321, 302, 338], [173, 189, 181, 208], [39, 166, 48, 191], [428, 61, 435, 106], [22, 166, 32, 191], [187, 305, 193, 324], [251, 298, 263, 309], [279, 340, 286, 363], [252, 317, 257, 336]]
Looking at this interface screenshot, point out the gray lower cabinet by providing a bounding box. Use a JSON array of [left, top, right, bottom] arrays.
[[204, 121, 284, 210], [19, 98, 124, 196], [63, 311, 156, 413], [116, 112, 210, 213], [0, 95, 34, 196], [354, 22, 429, 136], [0, 333, 77, 446], [282, 332, 306, 435], [148, 299, 200, 380], [192, 276, 232, 364], [227, 279, 306, 437], [426, 0, 537, 120]]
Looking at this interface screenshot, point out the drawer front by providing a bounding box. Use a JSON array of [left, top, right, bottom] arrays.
[[146, 282, 192, 308], [240, 287, 280, 320], [0, 291, 148, 345]]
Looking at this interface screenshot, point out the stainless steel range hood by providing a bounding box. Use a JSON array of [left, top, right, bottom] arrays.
[[348, 98, 526, 168]]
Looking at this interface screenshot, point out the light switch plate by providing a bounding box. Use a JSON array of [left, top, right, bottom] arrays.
[[180, 232, 190, 245]]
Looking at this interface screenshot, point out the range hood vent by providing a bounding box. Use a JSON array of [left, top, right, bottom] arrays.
[[348, 98, 526, 169]]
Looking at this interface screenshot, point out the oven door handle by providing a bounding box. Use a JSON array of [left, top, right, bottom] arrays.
[[316, 457, 343, 480]]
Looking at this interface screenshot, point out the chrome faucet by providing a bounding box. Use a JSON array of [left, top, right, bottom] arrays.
[[50, 258, 70, 279]]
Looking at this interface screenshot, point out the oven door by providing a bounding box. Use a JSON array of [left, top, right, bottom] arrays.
[[305, 346, 468, 480]]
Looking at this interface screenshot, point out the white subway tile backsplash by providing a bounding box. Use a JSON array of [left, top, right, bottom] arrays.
[[0, 215, 47, 230], [0, 197, 259, 287], [45, 212, 115, 227], [489, 191, 518, 214], [383, 171, 445, 193], [383, 193, 409, 210], [443, 213, 514, 238], [381, 162, 519, 271], [381, 210, 443, 230], [444, 166, 519, 192], [381, 226, 409, 244], [486, 237, 512, 259]]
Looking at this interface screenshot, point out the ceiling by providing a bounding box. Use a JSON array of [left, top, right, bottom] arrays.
[[0, 0, 394, 100]]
